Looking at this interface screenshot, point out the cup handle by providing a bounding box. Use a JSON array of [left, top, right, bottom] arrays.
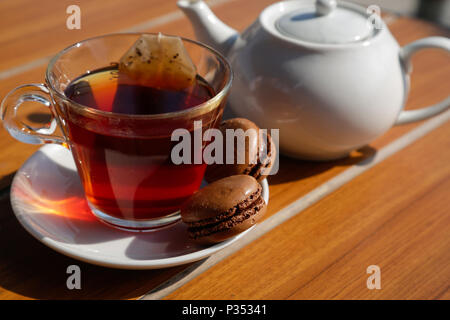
[[395, 36, 450, 125], [1, 83, 66, 145]]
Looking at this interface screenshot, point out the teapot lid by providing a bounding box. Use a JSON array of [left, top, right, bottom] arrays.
[[275, 0, 375, 44]]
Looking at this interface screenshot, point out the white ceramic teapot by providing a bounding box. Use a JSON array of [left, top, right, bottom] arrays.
[[178, 0, 450, 160]]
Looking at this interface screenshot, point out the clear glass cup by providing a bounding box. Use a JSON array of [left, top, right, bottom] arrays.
[[1, 33, 232, 231]]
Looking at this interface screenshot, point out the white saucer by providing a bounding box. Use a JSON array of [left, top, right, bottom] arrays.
[[10, 145, 269, 270]]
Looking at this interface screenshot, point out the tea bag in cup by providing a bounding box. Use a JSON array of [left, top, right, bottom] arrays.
[[118, 33, 197, 90]]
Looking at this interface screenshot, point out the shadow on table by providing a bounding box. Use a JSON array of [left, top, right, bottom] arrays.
[[0, 203, 207, 299], [268, 145, 378, 185]]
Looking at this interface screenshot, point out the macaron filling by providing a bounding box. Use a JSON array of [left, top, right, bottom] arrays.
[[186, 188, 264, 239]]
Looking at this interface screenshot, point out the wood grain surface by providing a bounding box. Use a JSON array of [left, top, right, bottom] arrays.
[[0, 0, 448, 300]]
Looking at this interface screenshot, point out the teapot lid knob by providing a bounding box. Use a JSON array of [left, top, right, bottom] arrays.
[[316, 0, 337, 16]]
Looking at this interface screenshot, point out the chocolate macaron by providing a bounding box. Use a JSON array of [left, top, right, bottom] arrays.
[[181, 175, 266, 244], [204, 118, 276, 183]]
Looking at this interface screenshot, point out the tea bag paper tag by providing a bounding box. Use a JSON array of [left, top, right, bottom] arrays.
[[119, 33, 197, 90]]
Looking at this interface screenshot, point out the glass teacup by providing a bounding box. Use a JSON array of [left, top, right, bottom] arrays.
[[1, 33, 232, 231]]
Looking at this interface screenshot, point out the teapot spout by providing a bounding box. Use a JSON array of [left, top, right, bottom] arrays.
[[177, 0, 239, 55]]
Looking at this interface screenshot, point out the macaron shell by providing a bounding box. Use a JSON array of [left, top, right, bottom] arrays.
[[193, 203, 267, 245], [204, 118, 260, 183], [181, 175, 261, 223]]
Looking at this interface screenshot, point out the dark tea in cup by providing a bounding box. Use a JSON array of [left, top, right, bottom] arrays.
[[64, 65, 218, 222]]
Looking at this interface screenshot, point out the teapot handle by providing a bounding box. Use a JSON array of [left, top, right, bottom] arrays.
[[395, 36, 450, 125]]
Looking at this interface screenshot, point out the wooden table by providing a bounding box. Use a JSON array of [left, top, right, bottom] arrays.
[[0, 0, 449, 300]]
